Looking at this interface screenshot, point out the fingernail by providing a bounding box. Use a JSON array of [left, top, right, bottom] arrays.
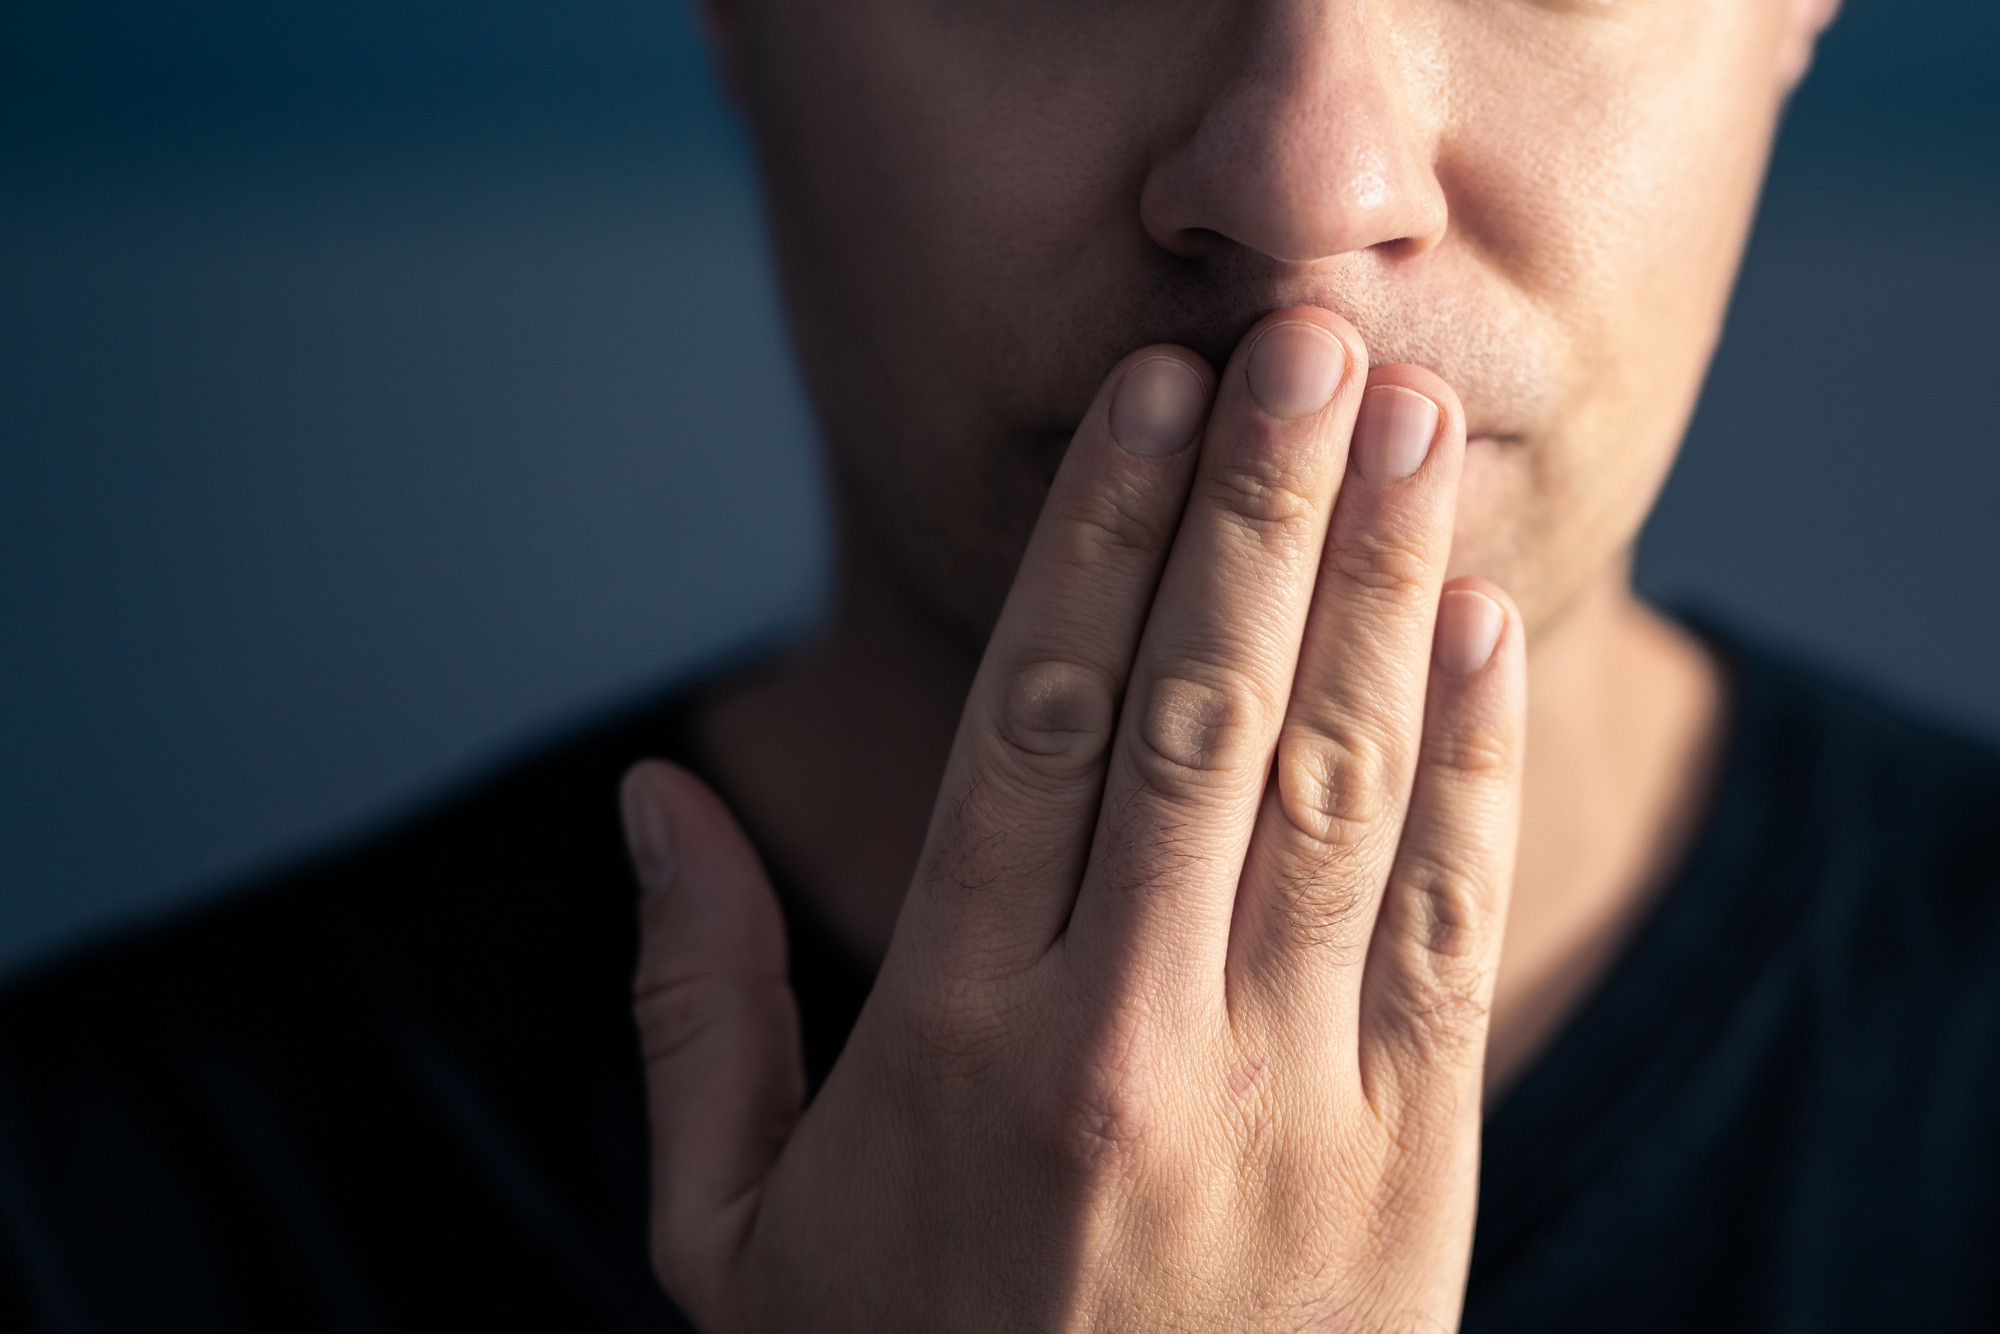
[[1110, 356, 1207, 456], [621, 770, 678, 899], [1433, 590, 1505, 676], [1246, 321, 1345, 420], [1353, 385, 1440, 485]]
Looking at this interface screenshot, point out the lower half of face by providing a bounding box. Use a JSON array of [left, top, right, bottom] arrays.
[[738, 0, 1801, 653]]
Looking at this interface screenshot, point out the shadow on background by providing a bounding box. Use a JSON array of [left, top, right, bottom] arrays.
[[1, 0, 1995, 978]]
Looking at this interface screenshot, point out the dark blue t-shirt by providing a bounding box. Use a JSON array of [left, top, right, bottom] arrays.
[[1, 626, 1996, 1330]]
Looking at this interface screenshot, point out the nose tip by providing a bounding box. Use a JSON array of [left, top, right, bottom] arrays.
[[1150, 138, 1443, 266], [1138, 22, 1448, 267]]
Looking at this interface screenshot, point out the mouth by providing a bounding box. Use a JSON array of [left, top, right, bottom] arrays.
[[1040, 424, 1516, 482]]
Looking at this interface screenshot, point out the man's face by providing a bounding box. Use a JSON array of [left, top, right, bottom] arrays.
[[718, 0, 1828, 649]]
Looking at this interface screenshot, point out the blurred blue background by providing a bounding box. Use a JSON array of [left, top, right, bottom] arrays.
[[1, 0, 1995, 978]]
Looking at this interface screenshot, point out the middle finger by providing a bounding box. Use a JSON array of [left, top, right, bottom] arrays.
[[1233, 363, 1467, 1025], [1066, 307, 1368, 1012]]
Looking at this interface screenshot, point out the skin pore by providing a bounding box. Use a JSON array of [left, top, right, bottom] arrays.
[[696, 0, 1826, 1097]]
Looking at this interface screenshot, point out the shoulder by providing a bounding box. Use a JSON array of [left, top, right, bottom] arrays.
[[1470, 624, 2000, 1327], [1724, 626, 2000, 864], [1706, 621, 2000, 994], [0, 674, 727, 1329], [0, 676, 705, 1044]]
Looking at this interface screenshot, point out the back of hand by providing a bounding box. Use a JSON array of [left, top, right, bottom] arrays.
[[624, 308, 1525, 1332]]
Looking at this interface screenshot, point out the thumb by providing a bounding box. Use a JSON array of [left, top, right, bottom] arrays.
[[621, 759, 804, 1316]]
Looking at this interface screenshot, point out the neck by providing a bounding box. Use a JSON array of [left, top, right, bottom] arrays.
[[700, 551, 1724, 1092], [1485, 567, 1725, 1095], [699, 533, 976, 961]]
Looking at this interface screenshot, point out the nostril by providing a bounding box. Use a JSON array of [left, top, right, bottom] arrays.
[[1152, 225, 1229, 261], [1134, 37, 1451, 269]]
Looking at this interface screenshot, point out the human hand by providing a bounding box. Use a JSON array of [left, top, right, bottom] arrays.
[[622, 307, 1526, 1331]]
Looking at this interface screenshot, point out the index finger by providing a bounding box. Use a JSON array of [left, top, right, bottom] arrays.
[[894, 345, 1216, 976]]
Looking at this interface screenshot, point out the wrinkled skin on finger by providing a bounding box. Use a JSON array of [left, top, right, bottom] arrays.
[[629, 311, 1526, 1332]]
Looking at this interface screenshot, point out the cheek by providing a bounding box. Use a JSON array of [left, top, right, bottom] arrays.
[[753, 7, 1189, 644], [1447, 11, 1778, 382], [766, 11, 1142, 331], [1439, 4, 1786, 621], [755, 4, 1146, 466]]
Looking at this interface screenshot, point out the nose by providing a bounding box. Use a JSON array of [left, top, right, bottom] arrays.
[[1140, 4, 1448, 265]]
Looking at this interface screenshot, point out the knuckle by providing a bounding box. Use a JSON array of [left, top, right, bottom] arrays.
[[903, 972, 1018, 1084], [1362, 854, 1504, 1091], [993, 657, 1117, 775], [1397, 849, 1501, 964], [1056, 479, 1177, 560], [1424, 724, 1516, 781], [633, 969, 726, 1066], [1043, 1037, 1158, 1185], [1274, 722, 1398, 853], [1131, 666, 1269, 797], [1326, 528, 1434, 607], [1203, 458, 1324, 544]]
